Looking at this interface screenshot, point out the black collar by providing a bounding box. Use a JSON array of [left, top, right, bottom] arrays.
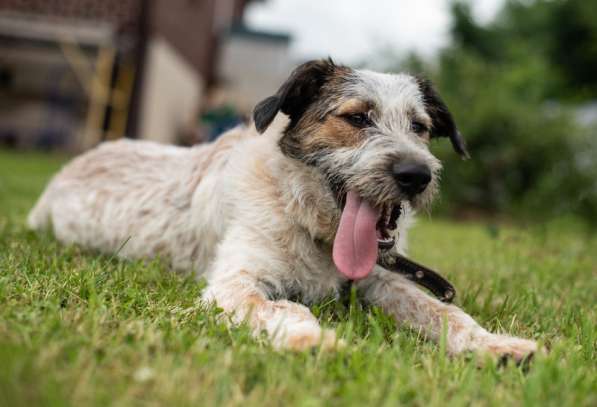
[[378, 255, 456, 303]]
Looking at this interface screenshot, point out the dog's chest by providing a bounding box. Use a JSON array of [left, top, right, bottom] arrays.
[[276, 225, 347, 301]]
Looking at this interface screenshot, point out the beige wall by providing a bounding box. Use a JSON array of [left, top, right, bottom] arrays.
[[139, 36, 203, 144], [218, 35, 291, 112]]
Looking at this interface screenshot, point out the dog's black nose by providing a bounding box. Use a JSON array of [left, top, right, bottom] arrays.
[[393, 161, 432, 196]]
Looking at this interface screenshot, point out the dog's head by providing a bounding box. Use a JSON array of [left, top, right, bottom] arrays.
[[253, 59, 467, 280]]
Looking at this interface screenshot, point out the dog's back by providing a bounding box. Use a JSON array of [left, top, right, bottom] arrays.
[[28, 127, 250, 269]]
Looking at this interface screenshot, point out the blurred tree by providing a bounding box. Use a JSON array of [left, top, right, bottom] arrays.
[[393, 0, 597, 224], [451, 0, 597, 100], [544, 0, 597, 99]]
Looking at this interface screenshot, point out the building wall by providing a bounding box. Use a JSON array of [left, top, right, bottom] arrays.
[[0, 0, 142, 32], [0, 0, 255, 147], [149, 0, 238, 86], [218, 34, 292, 112], [138, 35, 203, 144]]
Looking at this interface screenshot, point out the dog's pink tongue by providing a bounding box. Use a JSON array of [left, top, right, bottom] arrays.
[[333, 191, 380, 280]]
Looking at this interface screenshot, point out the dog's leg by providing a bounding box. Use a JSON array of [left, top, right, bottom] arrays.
[[202, 236, 340, 351], [203, 278, 339, 351], [357, 268, 538, 361]]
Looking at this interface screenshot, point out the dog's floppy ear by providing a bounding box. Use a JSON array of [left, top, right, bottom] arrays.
[[416, 77, 469, 159], [253, 58, 338, 134]]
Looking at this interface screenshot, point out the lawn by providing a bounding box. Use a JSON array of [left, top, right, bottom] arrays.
[[0, 149, 595, 406]]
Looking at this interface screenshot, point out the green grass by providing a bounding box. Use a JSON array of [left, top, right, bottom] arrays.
[[0, 149, 595, 406]]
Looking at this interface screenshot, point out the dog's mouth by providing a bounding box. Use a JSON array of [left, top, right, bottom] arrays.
[[332, 190, 402, 280], [376, 203, 401, 251]]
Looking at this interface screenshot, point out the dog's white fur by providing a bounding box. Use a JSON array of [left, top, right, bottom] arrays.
[[28, 67, 538, 359]]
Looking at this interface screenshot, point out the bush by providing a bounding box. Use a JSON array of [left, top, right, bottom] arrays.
[[431, 50, 597, 223], [380, 1, 597, 225]]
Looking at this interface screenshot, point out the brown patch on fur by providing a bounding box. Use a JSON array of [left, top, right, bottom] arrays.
[[301, 114, 366, 152], [298, 97, 374, 151], [335, 98, 373, 116], [251, 161, 285, 221], [252, 158, 277, 186], [245, 293, 266, 310], [153, 242, 167, 254], [249, 159, 315, 253], [188, 127, 250, 191], [285, 332, 321, 350], [139, 209, 151, 217]]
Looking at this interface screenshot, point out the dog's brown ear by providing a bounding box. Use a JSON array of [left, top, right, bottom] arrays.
[[253, 58, 338, 134], [416, 77, 469, 159]]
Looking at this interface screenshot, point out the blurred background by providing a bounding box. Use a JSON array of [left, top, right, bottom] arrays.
[[0, 0, 595, 226]]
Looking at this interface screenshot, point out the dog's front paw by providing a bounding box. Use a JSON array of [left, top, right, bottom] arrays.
[[274, 325, 344, 351], [473, 334, 539, 364]]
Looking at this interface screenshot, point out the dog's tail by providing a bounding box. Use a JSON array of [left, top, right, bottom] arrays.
[[27, 185, 54, 231]]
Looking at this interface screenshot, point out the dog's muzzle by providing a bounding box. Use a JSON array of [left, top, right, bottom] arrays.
[[393, 161, 431, 197]]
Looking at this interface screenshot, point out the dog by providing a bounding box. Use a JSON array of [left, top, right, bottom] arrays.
[[28, 59, 537, 361]]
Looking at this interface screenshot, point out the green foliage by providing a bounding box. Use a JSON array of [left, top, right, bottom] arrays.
[[452, 0, 597, 100], [395, 1, 597, 224], [1, 150, 596, 406], [434, 49, 597, 221]]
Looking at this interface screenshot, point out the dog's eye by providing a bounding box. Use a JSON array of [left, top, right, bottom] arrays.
[[411, 121, 428, 134], [344, 113, 373, 128]]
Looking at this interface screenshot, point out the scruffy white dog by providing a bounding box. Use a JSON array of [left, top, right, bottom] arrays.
[[29, 59, 537, 360]]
